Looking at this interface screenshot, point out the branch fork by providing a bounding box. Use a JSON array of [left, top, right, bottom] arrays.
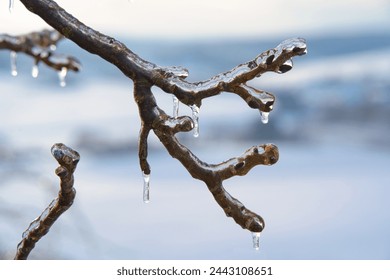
[[14, 0, 307, 247]]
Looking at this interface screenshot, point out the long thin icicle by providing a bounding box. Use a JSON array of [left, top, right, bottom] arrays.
[[190, 105, 200, 138], [260, 111, 269, 124], [9, 0, 14, 13], [58, 67, 67, 87], [172, 95, 179, 118], [252, 232, 261, 250], [32, 62, 39, 78], [142, 172, 150, 203], [10, 51, 17, 76]]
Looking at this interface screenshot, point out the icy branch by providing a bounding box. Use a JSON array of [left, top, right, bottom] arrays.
[[14, 143, 80, 260], [0, 29, 81, 74], [18, 0, 306, 240]]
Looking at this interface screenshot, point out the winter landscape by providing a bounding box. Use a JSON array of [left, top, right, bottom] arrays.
[[1, 0, 390, 259]]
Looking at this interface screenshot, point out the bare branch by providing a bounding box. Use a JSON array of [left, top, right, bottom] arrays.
[[0, 29, 81, 73], [18, 0, 307, 239], [14, 143, 80, 260]]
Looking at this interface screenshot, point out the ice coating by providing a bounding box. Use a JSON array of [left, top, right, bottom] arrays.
[[48, 54, 82, 72], [58, 67, 67, 87], [190, 104, 200, 137], [10, 51, 17, 76], [240, 84, 275, 110], [143, 172, 150, 203], [161, 65, 189, 79], [274, 38, 307, 59], [161, 38, 306, 97], [21, 198, 58, 239], [172, 95, 179, 118]]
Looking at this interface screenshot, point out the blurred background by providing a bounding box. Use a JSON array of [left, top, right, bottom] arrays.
[[0, 0, 390, 259]]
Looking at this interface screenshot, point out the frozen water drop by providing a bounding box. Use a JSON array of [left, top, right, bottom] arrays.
[[10, 51, 17, 76], [31, 63, 39, 78], [260, 111, 269, 124], [49, 44, 57, 51], [58, 67, 67, 87], [172, 95, 179, 118], [142, 172, 150, 203], [190, 105, 200, 138], [252, 232, 261, 250], [9, 0, 14, 13]]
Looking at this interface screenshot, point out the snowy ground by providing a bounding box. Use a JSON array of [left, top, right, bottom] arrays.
[[1, 34, 390, 259]]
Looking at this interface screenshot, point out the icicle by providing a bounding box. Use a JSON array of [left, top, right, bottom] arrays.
[[260, 111, 269, 124], [10, 51, 17, 77], [252, 232, 261, 250], [142, 172, 150, 203], [9, 0, 14, 13], [190, 105, 200, 138], [172, 95, 179, 118], [58, 67, 68, 87], [31, 62, 39, 78]]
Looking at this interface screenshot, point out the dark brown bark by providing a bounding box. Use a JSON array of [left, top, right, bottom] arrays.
[[0, 29, 81, 72], [12, 0, 306, 252], [14, 143, 79, 260]]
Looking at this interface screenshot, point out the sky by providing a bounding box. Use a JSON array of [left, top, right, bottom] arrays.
[[1, 0, 390, 39]]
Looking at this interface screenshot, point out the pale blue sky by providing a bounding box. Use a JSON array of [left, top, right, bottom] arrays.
[[1, 0, 390, 38]]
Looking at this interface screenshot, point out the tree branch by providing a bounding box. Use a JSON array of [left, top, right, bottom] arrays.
[[19, 0, 306, 239], [14, 143, 80, 260], [0, 29, 81, 73]]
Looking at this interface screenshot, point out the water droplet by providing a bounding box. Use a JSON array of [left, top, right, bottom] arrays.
[[9, 0, 14, 13], [142, 172, 150, 203], [190, 105, 200, 137], [31, 63, 39, 78], [58, 67, 67, 87], [49, 44, 57, 51], [10, 51, 17, 76], [260, 111, 269, 124], [252, 232, 261, 250], [172, 95, 179, 118]]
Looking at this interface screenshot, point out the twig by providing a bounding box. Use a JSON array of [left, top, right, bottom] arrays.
[[0, 29, 81, 72], [19, 0, 306, 236], [14, 143, 80, 260]]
